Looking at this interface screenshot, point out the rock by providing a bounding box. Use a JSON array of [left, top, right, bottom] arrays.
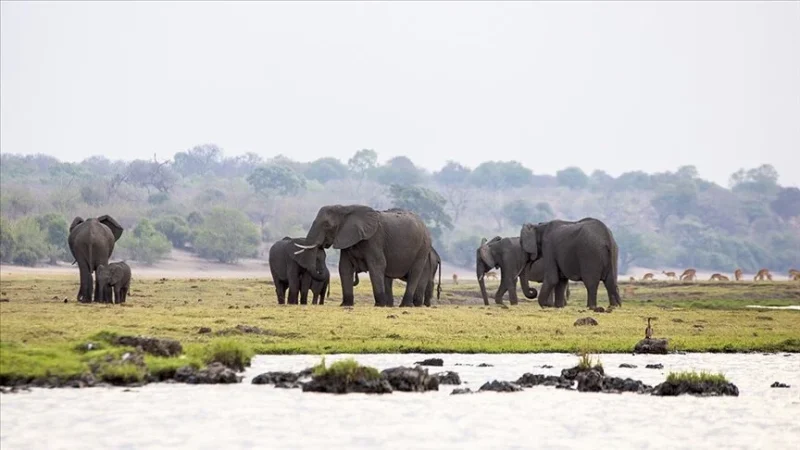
[[302, 369, 393, 394], [593, 307, 605, 313], [0, 386, 31, 394], [575, 370, 651, 393], [112, 335, 182, 357], [574, 317, 598, 326], [645, 364, 664, 370], [634, 338, 669, 355], [574, 369, 605, 392], [215, 324, 269, 336], [540, 364, 553, 369], [381, 366, 439, 392], [386, 315, 398, 319], [296, 367, 314, 378], [516, 373, 571, 388], [275, 381, 303, 389], [415, 358, 443, 367], [672, 318, 685, 323], [477, 363, 494, 367], [561, 364, 604, 381], [198, 327, 212, 334], [479, 380, 523, 392], [450, 388, 474, 395], [771, 382, 790, 388], [652, 380, 739, 397], [619, 363, 638, 369], [174, 363, 242, 384], [252, 371, 299, 385], [434, 371, 461, 385]]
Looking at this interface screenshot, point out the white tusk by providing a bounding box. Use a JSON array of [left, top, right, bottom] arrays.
[[293, 248, 307, 255], [293, 243, 316, 249]]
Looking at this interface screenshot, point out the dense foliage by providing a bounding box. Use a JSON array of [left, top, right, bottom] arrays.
[[1, 148, 797, 274]]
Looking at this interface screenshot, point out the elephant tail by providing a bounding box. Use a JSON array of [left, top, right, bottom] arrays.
[[325, 280, 330, 301], [436, 258, 442, 300]]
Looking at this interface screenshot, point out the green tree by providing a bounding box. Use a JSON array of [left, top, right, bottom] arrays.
[[375, 156, 423, 186], [172, 144, 223, 177], [348, 149, 378, 189], [35, 213, 70, 264], [154, 215, 193, 248], [613, 171, 652, 191], [115, 219, 172, 265], [771, 187, 800, 220], [434, 161, 471, 223], [247, 164, 307, 196], [445, 235, 482, 268], [556, 167, 589, 190], [650, 182, 698, 226], [388, 185, 453, 246], [305, 157, 349, 184], [193, 208, 261, 263], [469, 161, 532, 190], [614, 226, 656, 274], [0, 218, 48, 266], [729, 164, 780, 196]]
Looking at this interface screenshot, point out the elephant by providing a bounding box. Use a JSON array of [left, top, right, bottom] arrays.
[[300, 263, 330, 305], [268, 237, 328, 305], [385, 247, 442, 307], [519, 217, 621, 309], [476, 236, 568, 306], [294, 205, 433, 307], [526, 257, 570, 307], [68, 215, 124, 303], [95, 261, 131, 304]]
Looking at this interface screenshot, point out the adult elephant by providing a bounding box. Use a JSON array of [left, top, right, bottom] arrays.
[[294, 205, 432, 307], [385, 247, 442, 307], [477, 236, 544, 306], [268, 237, 328, 305], [519, 218, 621, 309], [526, 258, 570, 307], [68, 215, 124, 303]]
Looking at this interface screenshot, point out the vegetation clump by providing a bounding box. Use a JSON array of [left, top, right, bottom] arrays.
[[202, 338, 253, 371], [312, 358, 381, 381], [666, 371, 728, 385]]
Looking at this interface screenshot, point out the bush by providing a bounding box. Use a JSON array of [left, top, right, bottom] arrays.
[[154, 215, 192, 248], [0, 217, 48, 266], [666, 371, 728, 385], [203, 339, 253, 371], [312, 357, 380, 381], [193, 208, 260, 263], [115, 219, 172, 265], [36, 213, 70, 263]]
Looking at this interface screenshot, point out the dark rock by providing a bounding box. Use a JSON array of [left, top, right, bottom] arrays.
[[652, 380, 739, 397], [415, 358, 443, 367], [477, 363, 494, 367], [619, 363, 638, 369], [198, 327, 212, 334], [252, 371, 299, 385], [574, 369, 605, 392], [771, 382, 790, 388], [275, 381, 302, 389], [302, 372, 393, 394], [479, 380, 523, 392], [381, 366, 439, 392], [540, 364, 553, 369], [434, 371, 461, 385], [634, 338, 669, 355], [0, 386, 31, 394], [672, 318, 684, 323], [450, 388, 474, 395], [297, 367, 314, 378], [645, 364, 664, 369], [386, 315, 398, 319], [174, 363, 242, 384], [562, 364, 604, 380], [593, 307, 605, 313], [112, 335, 183, 357], [575, 370, 651, 393], [516, 373, 571, 388], [574, 317, 598, 326]]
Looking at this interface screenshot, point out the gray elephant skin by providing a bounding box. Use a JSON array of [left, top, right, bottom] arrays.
[[295, 205, 433, 307], [477, 236, 569, 306], [268, 237, 328, 305], [519, 217, 621, 308], [300, 264, 330, 305], [96, 261, 131, 304], [68, 215, 124, 303], [385, 247, 442, 307]]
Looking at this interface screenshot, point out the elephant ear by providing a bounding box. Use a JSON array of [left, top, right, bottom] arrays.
[[478, 238, 496, 268], [98, 215, 124, 241], [291, 242, 320, 274], [520, 223, 539, 261], [332, 206, 380, 250], [70, 217, 84, 233], [110, 265, 125, 285]]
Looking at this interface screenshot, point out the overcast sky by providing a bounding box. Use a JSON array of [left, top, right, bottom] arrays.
[[2, 2, 798, 187]]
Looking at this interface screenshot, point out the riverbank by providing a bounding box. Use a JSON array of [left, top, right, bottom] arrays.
[[1, 274, 798, 385]]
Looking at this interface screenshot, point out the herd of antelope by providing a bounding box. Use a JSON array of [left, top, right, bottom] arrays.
[[630, 268, 800, 282]]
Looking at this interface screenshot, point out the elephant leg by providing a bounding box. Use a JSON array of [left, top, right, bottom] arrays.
[[399, 266, 424, 308], [120, 287, 128, 303], [287, 269, 301, 305], [554, 279, 569, 307], [538, 276, 557, 309], [339, 258, 356, 307], [504, 275, 519, 305], [604, 275, 621, 307], [114, 286, 123, 305], [299, 274, 311, 306], [77, 262, 92, 303], [93, 273, 101, 303], [274, 280, 287, 305], [584, 280, 599, 309], [368, 268, 389, 307], [384, 277, 394, 307], [494, 283, 508, 305], [423, 279, 433, 307]]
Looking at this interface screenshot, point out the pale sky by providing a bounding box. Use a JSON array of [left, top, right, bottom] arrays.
[[2, 1, 799, 187]]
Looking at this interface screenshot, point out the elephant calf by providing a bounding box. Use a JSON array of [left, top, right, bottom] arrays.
[[96, 261, 131, 305]]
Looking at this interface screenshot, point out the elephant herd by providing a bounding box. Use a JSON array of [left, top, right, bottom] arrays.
[[66, 206, 622, 309], [272, 204, 621, 309]]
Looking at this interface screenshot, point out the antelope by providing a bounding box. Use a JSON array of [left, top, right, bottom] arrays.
[[679, 269, 697, 281], [623, 285, 636, 297], [452, 273, 459, 285], [788, 269, 799, 279], [792, 273, 800, 281], [629, 276, 636, 282], [662, 271, 677, 281], [485, 271, 498, 281], [641, 273, 655, 281], [754, 269, 772, 281], [645, 317, 654, 339], [709, 273, 729, 281], [734, 269, 743, 281]]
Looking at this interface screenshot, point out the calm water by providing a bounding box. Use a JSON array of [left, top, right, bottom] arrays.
[[2, 353, 798, 450]]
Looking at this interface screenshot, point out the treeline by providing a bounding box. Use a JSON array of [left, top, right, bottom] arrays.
[[1, 145, 799, 273]]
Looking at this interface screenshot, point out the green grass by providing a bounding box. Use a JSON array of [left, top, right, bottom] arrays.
[[312, 357, 381, 381], [666, 370, 729, 385], [577, 352, 603, 370], [0, 274, 799, 384]]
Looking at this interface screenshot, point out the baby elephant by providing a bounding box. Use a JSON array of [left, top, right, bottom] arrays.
[[96, 262, 131, 304]]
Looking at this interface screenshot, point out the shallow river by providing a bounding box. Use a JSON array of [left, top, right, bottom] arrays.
[[2, 353, 799, 450]]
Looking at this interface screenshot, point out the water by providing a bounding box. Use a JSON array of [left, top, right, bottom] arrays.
[[2, 353, 798, 450]]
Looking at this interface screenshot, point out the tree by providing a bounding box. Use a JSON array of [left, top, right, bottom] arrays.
[[125, 157, 178, 193], [246, 164, 307, 196], [115, 219, 172, 265], [193, 208, 260, 263], [154, 215, 193, 248], [374, 156, 423, 186], [590, 170, 614, 188], [434, 161, 471, 223], [502, 199, 535, 227], [35, 213, 70, 264], [305, 157, 349, 184], [388, 185, 453, 246], [729, 164, 780, 196], [650, 182, 698, 226], [556, 167, 589, 190], [469, 161, 532, 190], [0, 217, 48, 266], [445, 235, 483, 268], [173, 144, 223, 177], [348, 149, 378, 188], [614, 171, 652, 191], [614, 226, 656, 274], [771, 187, 800, 220]]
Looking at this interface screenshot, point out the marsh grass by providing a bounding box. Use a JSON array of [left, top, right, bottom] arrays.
[[1, 275, 799, 382], [666, 370, 729, 385], [312, 357, 381, 381], [577, 352, 603, 370]]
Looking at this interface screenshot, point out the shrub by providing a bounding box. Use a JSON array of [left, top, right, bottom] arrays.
[[154, 215, 192, 248], [193, 208, 260, 263], [36, 213, 70, 263], [312, 357, 381, 381], [115, 219, 172, 265], [666, 371, 728, 385], [577, 352, 602, 370], [203, 339, 253, 371], [0, 217, 48, 266]]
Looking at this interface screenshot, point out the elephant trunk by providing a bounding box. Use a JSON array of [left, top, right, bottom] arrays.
[[519, 267, 538, 300], [477, 258, 490, 306]]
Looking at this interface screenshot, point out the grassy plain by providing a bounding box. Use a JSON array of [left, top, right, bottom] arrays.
[[0, 274, 798, 383]]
